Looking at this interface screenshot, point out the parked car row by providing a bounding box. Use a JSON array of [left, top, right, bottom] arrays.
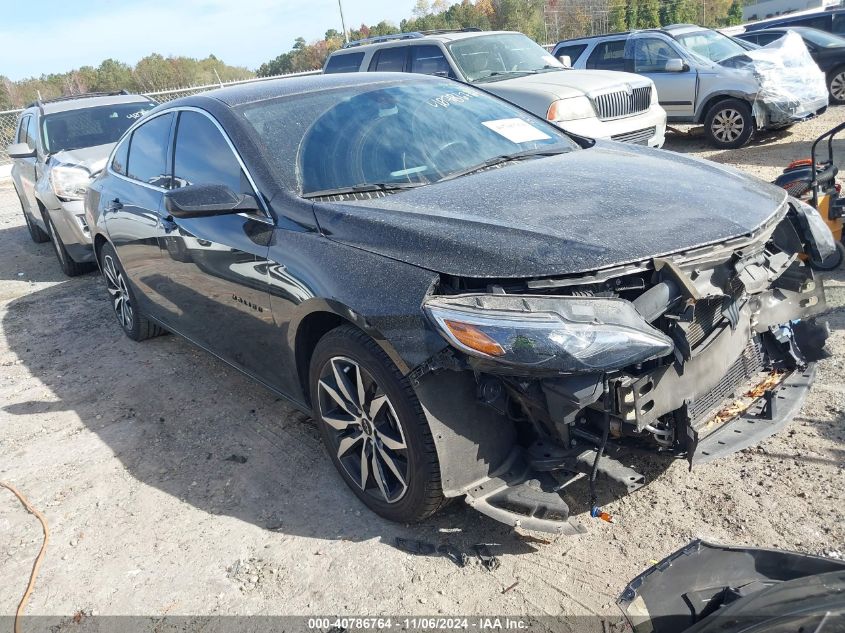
[[7, 65, 835, 532], [553, 24, 831, 148]]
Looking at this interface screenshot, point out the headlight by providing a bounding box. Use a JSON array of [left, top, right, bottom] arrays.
[[547, 96, 595, 122], [424, 295, 674, 373], [790, 196, 835, 262], [50, 165, 92, 201]]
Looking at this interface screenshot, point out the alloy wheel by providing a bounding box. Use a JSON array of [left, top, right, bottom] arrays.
[[317, 356, 409, 504], [711, 108, 745, 143], [831, 71, 845, 102], [103, 254, 133, 330]]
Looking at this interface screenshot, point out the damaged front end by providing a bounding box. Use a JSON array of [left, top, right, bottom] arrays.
[[412, 198, 831, 533]]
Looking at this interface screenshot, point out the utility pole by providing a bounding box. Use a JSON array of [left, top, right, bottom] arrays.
[[338, 0, 349, 44]]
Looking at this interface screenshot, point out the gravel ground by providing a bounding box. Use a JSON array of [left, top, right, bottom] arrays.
[[1, 106, 844, 632]]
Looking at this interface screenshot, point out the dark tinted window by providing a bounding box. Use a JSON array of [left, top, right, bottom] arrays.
[[369, 46, 407, 72], [111, 138, 129, 175], [172, 111, 246, 193], [409, 45, 454, 77], [587, 40, 627, 70], [324, 52, 365, 73], [554, 44, 588, 64], [41, 102, 155, 153], [126, 112, 174, 186], [834, 14, 844, 34], [756, 32, 784, 45], [793, 15, 830, 30]]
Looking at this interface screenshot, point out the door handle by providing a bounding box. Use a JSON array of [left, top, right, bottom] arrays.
[[105, 199, 123, 212], [160, 214, 178, 233]]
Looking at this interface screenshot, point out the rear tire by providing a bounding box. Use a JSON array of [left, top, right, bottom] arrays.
[[828, 67, 845, 105], [18, 195, 49, 243], [43, 210, 94, 277], [309, 325, 445, 524], [704, 99, 753, 149], [98, 242, 165, 341]]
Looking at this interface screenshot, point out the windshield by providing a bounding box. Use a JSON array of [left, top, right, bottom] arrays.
[[42, 102, 155, 154], [240, 80, 577, 196], [795, 27, 845, 48], [446, 33, 564, 82], [675, 29, 747, 62]]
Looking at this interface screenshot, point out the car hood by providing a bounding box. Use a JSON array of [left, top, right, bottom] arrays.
[[312, 142, 787, 278], [480, 68, 651, 100], [49, 142, 114, 175]]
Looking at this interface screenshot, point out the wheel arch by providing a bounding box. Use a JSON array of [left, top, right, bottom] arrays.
[[291, 300, 412, 407], [695, 92, 754, 124], [93, 232, 110, 267]]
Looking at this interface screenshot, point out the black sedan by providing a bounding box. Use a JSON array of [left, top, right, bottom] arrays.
[[736, 26, 845, 103], [85, 73, 832, 533]]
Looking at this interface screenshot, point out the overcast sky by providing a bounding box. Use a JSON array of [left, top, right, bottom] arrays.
[[1, 0, 418, 80]]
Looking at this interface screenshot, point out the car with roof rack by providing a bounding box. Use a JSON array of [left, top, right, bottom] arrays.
[[6, 91, 156, 276], [553, 24, 829, 148], [324, 29, 667, 148]]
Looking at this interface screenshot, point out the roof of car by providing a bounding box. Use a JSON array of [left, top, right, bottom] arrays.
[[555, 23, 707, 45], [334, 29, 521, 53], [189, 72, 441, 108], [26, 92, 153, 115]]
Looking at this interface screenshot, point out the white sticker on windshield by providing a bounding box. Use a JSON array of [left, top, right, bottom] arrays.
[[482, 118, 551, 144]]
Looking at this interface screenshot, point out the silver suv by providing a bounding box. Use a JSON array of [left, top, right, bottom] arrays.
[[554, 24, 829, 148], [325, 30, 667, 147], [8, 92, 155, 275]]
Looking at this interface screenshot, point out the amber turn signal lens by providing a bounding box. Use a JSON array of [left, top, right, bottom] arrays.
[[443, 320, 506, 357]]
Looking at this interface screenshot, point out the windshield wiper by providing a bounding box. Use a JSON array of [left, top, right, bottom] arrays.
[[302, 181, 426, 199], [437, 148, 568, 183]]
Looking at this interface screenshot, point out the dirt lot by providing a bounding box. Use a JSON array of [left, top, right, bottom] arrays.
[[1, 107, 844, 632]]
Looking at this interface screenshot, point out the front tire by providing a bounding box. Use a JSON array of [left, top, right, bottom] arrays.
[[309, 325, 444, 523], [43, 211, 94, 277], [704, 99, 753, 149], [99, 242, 165, 341], [828, 67, 845, 105], [18, 195, 49, 243]]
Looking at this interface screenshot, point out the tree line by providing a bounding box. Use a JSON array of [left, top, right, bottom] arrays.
[[1, 55, 253, 111], [2, 0, 746, 109], [257, 0, 745, 76]]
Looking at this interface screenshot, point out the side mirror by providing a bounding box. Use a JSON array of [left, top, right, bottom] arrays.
[[163, 184, 259, 219], [664, 58, 687, 72], [558, 55, 572, 67], [7, 143, 36, 159]]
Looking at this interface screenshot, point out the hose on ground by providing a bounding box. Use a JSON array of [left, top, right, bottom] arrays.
[[1, 481, 50, 633]]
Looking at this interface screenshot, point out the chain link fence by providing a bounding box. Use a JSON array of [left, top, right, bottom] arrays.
[[0, 70, 321, 167]]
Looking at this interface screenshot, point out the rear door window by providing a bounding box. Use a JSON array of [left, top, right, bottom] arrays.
[[126, 112, 174, 187], [586, 39, 627, 71], [554, 44, 588, 64], [324, 52, 365, 73], [409, 45, 454, 77], [369, 46, 408, 72], [756, 32, 784, 45], [833, 13, 845, 34]]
